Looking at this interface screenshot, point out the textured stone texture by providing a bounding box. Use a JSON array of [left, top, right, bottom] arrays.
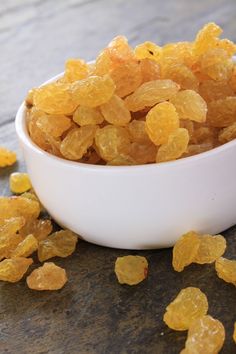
[[0, 1, 236, 353]]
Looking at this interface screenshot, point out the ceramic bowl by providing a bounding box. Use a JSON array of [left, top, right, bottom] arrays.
[[15, 73, 236, 249]]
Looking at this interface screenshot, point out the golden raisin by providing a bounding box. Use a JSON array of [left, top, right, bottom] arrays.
[[180, 315, 225, 354], [95, 125, 131, 161], [0, 147, 17, 167], [172, 231, 200, 272], [10, 234, 38, 258], [128, 120, 150, 144], [134, 41, 162, 62], [218, 122, 236, 143], [63, 58, 88, 83], [0, 196, 40, 221], [207, 97, 236, 127], [200, 48, 233, 81], [130, 142, 157, 164], [34, 82, 77, 115], [140, 58, 160, 83], [26, 262, 67, 290], [60, 125, 97, 160], [194, 234, 226, 264], [145, 102, 179, 145], [170, 90, 207, 123], [0, 217, 25, 260], [215, 257, 236, 286], [161, 64, 199, 91], [72, 75, 115, 107], [193, 22, 222, 56], [9, 173, 32, 194], [124, 80, 180, 112], [110, 61, 142, 98], [100, 95, 131, 126], [38, 230, 78, 262], [36, 114, 71, 138], [163, 287, 208, 330], [19, 218, 52, 241], [0, 257, 33, 283], [115, 255, 148, 285], [73, 106, 104, 126], [156, 128, 189, 163], [199, 80, 234, 103]]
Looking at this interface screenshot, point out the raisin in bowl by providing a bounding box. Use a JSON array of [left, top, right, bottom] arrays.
[[15, 24, 236, 249], [15, 73, 236, 249]]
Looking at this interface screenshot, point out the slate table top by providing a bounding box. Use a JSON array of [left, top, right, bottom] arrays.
[[0, 1, 236, 353]]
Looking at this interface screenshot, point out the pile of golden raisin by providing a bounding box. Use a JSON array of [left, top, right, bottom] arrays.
[[0, 152, 235, 352], [0, 168, 78, 290], [26, 22, 236, 166]]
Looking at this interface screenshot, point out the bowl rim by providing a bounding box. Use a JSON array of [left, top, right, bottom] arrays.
[[15, 72, 236, 172]]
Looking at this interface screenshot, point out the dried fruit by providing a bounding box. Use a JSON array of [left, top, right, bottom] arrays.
[[215, 257, 236, 286], [28, 107, 51, 151], [72, 75, 115, 107], [0, 196, 40, 221], [110, 61, 142, 97], [193, 22, 222, 56], [115, 255, 148, 285], [161, 64, 199, 91], [63, 58, 88, 83], [100, 95, 131, 126], [60, 125, 98, 160], [145, 102, 179, 145], [73, 106, 104, 126], [180, 315, 225, 354], [34, 82, 77, 115], [0, 257, 33, 283], [163, 287, 208, 330], [38, 230, 78, 262], [130, 142, 157, 164], [25, 88, 36, 107], [0, 217, 25, 260], [194, 234, 226, 264], [170, 90, 207, 123], [27, 23, 236, 165], [9, 172, 32, 194], [107, 154, 136, 166], [199, 80, 234, 102], [172, 231, 200, 272], [134, 41, 162, 62], [218, 122, 236, 143], [156, 128, 189, 163], [0, 147, 17, 167], [10, 234, 38, 258], [128, 119, 150, 144], [95, 125, 131, 161], [207, 97, 236, 127], [36, 114, 71, 138], [26, 262, 67, 290], [124, 80, 180, 112], [200, 48, 233, 81], [19, 219, 52, 241], [107, 35, 135, 64], [140, 59, 160, 82]]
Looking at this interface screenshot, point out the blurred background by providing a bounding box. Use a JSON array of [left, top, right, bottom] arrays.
[[1, 0, 236, 125]]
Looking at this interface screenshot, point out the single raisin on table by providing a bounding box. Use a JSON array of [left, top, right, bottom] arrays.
[[26, 262, 67, 290], [180, 315, 225, 354], [115, 255, 148, 285], [163, 287, 208, 331]]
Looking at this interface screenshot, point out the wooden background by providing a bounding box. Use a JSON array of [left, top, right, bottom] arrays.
[[1, 1, 236, 353]]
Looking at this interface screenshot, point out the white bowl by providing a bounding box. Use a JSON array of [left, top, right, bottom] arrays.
[[15, 73, 236, 249]]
